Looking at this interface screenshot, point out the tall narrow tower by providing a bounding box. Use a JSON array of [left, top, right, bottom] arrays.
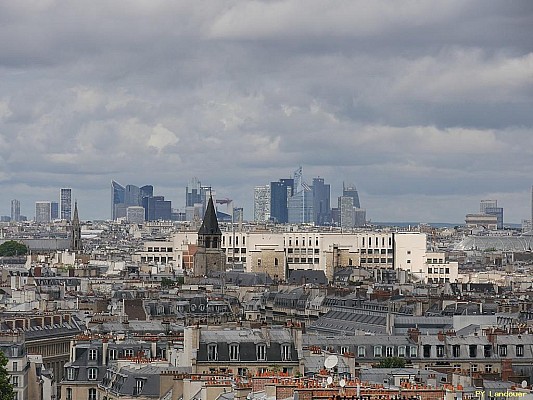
[[193, 196, 226, 276], [70, 201, 83, 252]]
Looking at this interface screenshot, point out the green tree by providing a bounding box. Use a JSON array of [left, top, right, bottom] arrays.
[[0, 240, 28, 257], [160, 277, 175, 288], [378, 357, 406, 368], [0, 352, 14, 400]]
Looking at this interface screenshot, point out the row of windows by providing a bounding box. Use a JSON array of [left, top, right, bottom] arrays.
[[427, 267, 450, 274], [286, 238, 319, 247], [360, 258, 393, 264], [207, 343, 291, 362], [87, 348, 151, 362], [65, 388, 96, 400], [146, 247, 173, 252], [422, 344, 524, 358], [140, 256, 174, 262], [223, 236, 246, 246], [324, 345, 418, 358], [426, 258, 444, 264], [287, 258, 320, 264], [427, 278, 450, 283], [362, 236, 392, 247], [287, 248, 320, 254], [360, 249, 393, 255]]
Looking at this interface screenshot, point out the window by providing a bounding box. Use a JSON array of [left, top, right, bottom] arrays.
[[229, 344, 239, 361], [516, 345, 524, 357], [471, 364, 478, 373], [67, 368, 75, 381], [410, 346, 418, 358], [281, 344, 291, 361], [12, 362, 17, 371], [109, 349, 117, 360], [207, 344, 218, 361], [469, 345, 477, 358], [66, 388, 73, 400], [89, 348, 98, 361], [134, 379, 144, 395], [124, 349, 134, 358], [436, 345, 445, 358], [452, 345, 460, 358], [256, 344, 267, 361], [423, 345, 431, 358], [88, 368, 98, 380], [445, 268, 450, 274], [398, 346, 406, 357], [484, 345, 492, 358], [11, 376, 18, 387], [499, 345, 507, 357], [88, 388, 97, 400], [358, 346, 365, 357], [428, 268, 432, 274], [374, 346, 382, 357], [386, 346, 394, 357], [485, 364, 493, 373]]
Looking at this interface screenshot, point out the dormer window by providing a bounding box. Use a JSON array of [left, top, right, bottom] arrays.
[[207, 344, 218, 361], [281, 344, 291, 361], [256, 344, 267, 361], [88, 348, 98, 361], [229, 344, 239, 361], [66, 367, 75, 381]]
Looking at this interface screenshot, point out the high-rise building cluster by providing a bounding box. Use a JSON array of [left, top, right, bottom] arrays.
[[33, 188, 72, 223], [254, 167, 366, 227], [111, 181, 170, 222]]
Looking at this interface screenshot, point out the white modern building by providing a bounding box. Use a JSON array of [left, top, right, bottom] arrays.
[[135, 229, 429, 282]]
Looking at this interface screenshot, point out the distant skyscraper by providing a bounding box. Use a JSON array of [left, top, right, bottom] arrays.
[[60, 188, 72, 220], [480, 200, 497, 214], [35, 201, 51, 223], [288, 168, 313, 224], [11, 199, 20, 222], [146, 196, 171, 221], [50, 202, 59, 220], [338, 196, 354, 229], [270, 178, 293, 223], [186, 177, 202, 207], [343, 182, 361, 209], [254, 185, 271, 222], [111, 180, 125, 220], [125, 184, 141, 207], [312, 177, 331, 226]]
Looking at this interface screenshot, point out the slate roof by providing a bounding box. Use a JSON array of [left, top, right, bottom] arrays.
[[288, 270, 328, 286], [308, 309, 387, 335], [198, 196, 221, 235]]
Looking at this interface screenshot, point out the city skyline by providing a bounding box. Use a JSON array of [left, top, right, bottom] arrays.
[[0, 2, 532, 222]]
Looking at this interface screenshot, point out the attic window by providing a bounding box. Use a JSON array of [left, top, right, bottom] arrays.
[[256, 344, 267, 361]]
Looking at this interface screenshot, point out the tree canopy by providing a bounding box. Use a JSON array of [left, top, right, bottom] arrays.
[[0, 352, 14, 400], [377, 357, 406, 368], [0, 241, 28, 257]]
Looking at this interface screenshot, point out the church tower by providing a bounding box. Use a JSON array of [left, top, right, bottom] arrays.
[[70, 201, 83, 252], [193, 196, 226, 276]]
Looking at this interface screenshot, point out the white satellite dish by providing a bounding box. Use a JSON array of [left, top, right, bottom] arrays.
[[339, 379, 346, 388], [522, 380, 527, 389], [324, 354, 338, 369], [327, 376, 333, 385]]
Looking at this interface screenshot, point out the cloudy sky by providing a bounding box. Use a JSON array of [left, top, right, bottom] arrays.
[[1, 1, 532, 223]]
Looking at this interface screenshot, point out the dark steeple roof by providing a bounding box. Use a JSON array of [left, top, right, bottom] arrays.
[[70, 201, 83, 252], [198, 196, 221, 235]]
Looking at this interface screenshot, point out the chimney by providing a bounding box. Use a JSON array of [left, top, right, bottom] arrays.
[[408, 328, 420, 343], [437, 331, 445, 342]]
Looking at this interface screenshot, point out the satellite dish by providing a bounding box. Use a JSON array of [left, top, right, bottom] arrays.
[[327, 376, 333, 385], [324, 354, 338, 369], [522, 380, 527, 389], [340, 379, 346, 387]]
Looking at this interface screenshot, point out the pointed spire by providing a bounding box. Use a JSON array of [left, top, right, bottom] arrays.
[[71, 201, 83, 252], [198, 196, 221, 235]]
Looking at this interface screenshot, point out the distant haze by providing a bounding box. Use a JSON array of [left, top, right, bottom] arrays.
[[0, 1, 532, 222]]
